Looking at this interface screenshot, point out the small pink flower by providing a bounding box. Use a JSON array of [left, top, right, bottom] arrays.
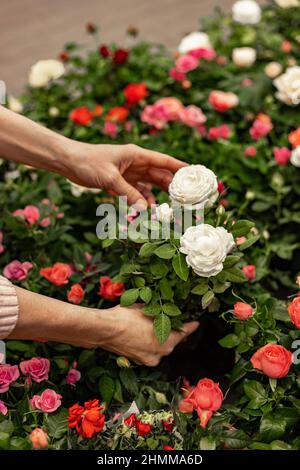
[[0, 365, 20, 393], [66, 368, 81, 385], [103, 121, 118, 138], [169, 67, 186, 82], [249, 120, 273, 140], [20, 358, 50, 383], [175, 54, 199, 73], [208, 124, 231, 140], [242, 264, 256, 281], [189, 48, 216, 60], [0, 400, 8, 415], [30, 389, 62, 413], [242, 78, 253, 87], [0, 231, 4, 255], [236, 236, 247, 245], [124, 121, 132, 132], [57, 212, 65, 219], [244, 146, 257, 157], [180, 105, 206, 127], [40, 217, 51, 228], [3, 260, 33, 281], [12, 205, 40, 226], [197, 124, 207, 136], [273, 147, 291, 166]]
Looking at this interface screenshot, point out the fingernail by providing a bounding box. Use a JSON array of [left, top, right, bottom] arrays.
[[133, 199, 148, 212]]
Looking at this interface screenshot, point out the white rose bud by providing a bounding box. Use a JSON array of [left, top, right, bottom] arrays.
[[274, 66, 300, 105], [8, 96, 23, 113], [264, 62, 283, 79], [180, 224, 235, 277], [29, 60, 65, 88], [169, 165, 218, 209], [232, 47, 257, 67], [290, 146, 300, 167], [178, 31, 212, 54], [275, 0, 299, 7], [155, 203, 174, 224], [232, 0, 261, 24], [49, 106, 60, 117]]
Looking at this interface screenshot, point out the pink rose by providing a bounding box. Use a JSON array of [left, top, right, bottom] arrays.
[[30, 389, 62, 413], [233, 301, 253, 320], [175, 54, 199, 73], [0, 231, 4, 255], [189, 48, 216, 60], [0, 400, 8, 415], [141, 104, 167, 130], [249, 120, 273, 140], [103, 121, 118, 138], [0, 365, 20, 393], [155, 97, 184, 121], [180, 105, 206, 127], [244, 146, 257, 157], [169, 67, 186, 82], [40, 217, 51, 228], [208, 124, 231, 140], [20, 358, 50, 383], [13, 205, 40, 226], [242, 264, 256, 281], [209, 91, 239, 113], [66, 368, 81, 385], [3, 260, 33, 281], [273, 147, 291, 166]]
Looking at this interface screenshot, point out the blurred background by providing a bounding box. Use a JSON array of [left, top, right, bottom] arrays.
[[1, 0, 264, 94]]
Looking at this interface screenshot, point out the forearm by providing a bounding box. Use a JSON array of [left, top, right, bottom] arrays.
[[0, 106, 71, 175]]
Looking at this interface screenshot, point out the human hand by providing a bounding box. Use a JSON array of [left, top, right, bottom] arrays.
[[65, 143, 187, 208]]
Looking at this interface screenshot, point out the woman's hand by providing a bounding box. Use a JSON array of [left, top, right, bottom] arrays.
[[66, 142, 187, 208]]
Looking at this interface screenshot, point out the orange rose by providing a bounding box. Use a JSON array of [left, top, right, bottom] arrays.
[[289, 128, 300, 148], [29, 428, 49, 449], [67, 284, 84, 304], [105, 106, 129, 123], [98, 276, 125, 301], [68, 399, 105, 439], [40, 262, 72, 286], [250, 343, 293, 378], [288, 297, 300, 329]]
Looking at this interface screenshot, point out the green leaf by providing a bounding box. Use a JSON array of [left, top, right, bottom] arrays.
[[159, 278, 174, 301], [78, 349, 95, 368], [139, 242, 158, 257], [259, 413, 287, 443], [153, 313, 171, 344], [143, 303, 161, 316], [120, 368, 139, 396], [172, 253, 189, 281], [120, 288, 140, 306], [140, 286, 152, 303], [99, 375, 115, 404], [221, 430, 251, 449], [212, 279, 231, 293], [223, 255, 241, 268], [200, 436, 216, 450], [134, 276, 145, 288], [244, 380, 268, 400], [225, 267, 246, 283], [150, 260, 169, 278], [46, 409, 68, 439], [154, 243, 176, 259], [113, 379, 124, 403], [201, 289, 215, 309], [231, 220, 255, 237], [0, 420, 14, 435], [191, 279, 209, 295], [162, 303, 181, 316], [0, 432, 10, 449], [218, 333, 240, 348]]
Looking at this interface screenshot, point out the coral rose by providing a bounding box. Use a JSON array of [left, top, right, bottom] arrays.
[[288, 297, 300, 329], [20, 357, 50, 383], [209, 91, 239, 112], [67, 284, 85, 305], [98, 276, 125, 301], [29, 428, 49, 449], [250, 344, 293, 378], [242, 264, 256, 280], [233, 301, 253, 320], [289, 128, 300, 148], [105, 106, 129, 123], [40, 262, 72, 286]]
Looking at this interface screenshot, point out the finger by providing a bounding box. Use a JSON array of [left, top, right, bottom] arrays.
[[141, 168, 174, 191], [172, 321, 200, 346], [140, 148, 188, 173], [112, 176, 147, 210]]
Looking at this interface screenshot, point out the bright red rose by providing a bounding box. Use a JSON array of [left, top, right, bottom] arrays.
[[40, 262, 72, 286], [163, 445, 175, 450], [67, 284, 84, 305], [70, 106, 93, 126], [105, 107, 129, 123], [242, 264, 256, 281], [162, 418, 174, 432], [233, 301, 253, 320], [135, 419, 152, 437], [288, 297, 300, 329], [123, 83, 148, 106], [250, 344, 293, 378], [68, 399, 105, 439], [124, 413, 136, 428], [98, 276, 125, 301], [99, 44, 110, 58], [113, 49, 129, 65]]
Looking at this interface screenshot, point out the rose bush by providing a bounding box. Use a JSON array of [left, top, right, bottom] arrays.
[[0, 0, 300, 450]]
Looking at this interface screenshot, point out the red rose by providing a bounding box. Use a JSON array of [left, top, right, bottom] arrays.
[[135, 419, 152, 437], [288, 297, 300, 329], [124, 413, 136, 428], [163, 445, 174, 450], [99, 45, 110, 58], [68, 284, 84, 305], [68, 399, 105, 439], [40, 262, 72, 286], [242, 264, 256, 281], [250, 343, 293, 378], [123, 83, 148, 106], [113, 48, 129, 65], [70, 106, 93, 126], [98, 276, 125, 301], [105, 106, 129, 123], [233, 301, 253, 320], [162, 418, 174, 432]]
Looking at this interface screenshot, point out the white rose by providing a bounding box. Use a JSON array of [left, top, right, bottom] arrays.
[[49, 106, 60, 117], [290, 146, 300, 167], [155, 203, 174, 224], [264, 61, 283, 79], [8, 96, 23, 113], [232, 47, 256, 67], [168, 165, 218, 209], [180, 224, 235, 277], [178, 32, 212, 54], [273, 66, 300, 105], [29, 60, 65, 88], [232, 0, 261, 24], [275, 0, 299, 7]]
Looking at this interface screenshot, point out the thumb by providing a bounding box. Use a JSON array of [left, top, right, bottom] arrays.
[[179, 321, 200, 340], [113, 176, 148, 210]]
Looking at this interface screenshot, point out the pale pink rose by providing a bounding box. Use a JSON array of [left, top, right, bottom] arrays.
[[41, 198, 51, 205], [13, 205, 40, 226], [141, 104, 167, 129], [0, 365, 20, 393], [273, 147, 291, 166], [154, 97, 184, 121], [40, 217, 51, 227], [20, 358, 50, 383], [29, 428, 49, 449], [103, 121, 118, 138], [0, 231, 4, 255], [249, 120, 273, 140], [189, 48, 216, 60], [30, 389, 62, 413], [3, 260, 33, 281], [180, 105, 206, 127], [0, 400, 8, 415], [169, 67, 186, 82], [175, 54, 199, 73], [57, 212, 65, 219], [66, 368, 81, 385]]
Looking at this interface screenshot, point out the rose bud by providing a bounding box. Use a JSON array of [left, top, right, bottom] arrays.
[[288, 297, 300, 329], [242, 264, 256, 280], [116, 356, 131, 368], [250, 343, 293, 378], [233, 301, 253, 320], [29, 428, 49, 449]]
